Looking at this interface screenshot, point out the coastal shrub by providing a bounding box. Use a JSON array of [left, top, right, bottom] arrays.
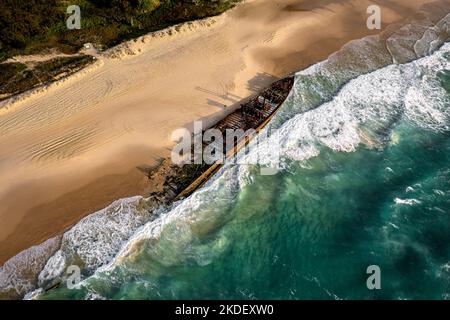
[[0, 63, 27, 84], [0, 0, 240, 61]]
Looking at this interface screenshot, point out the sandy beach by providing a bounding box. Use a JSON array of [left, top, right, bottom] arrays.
[[0, 0, 437, 264]]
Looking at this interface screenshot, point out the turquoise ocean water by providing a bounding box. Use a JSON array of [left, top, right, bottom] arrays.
[[34, 39, 450, 300]]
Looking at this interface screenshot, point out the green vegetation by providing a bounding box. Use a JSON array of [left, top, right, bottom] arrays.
[[0, 63, 27, 85], [0, 0, 240, 61]]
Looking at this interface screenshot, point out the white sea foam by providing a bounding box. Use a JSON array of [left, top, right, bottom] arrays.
[[100, 164, 243, 272], [0, 236, 61, 298], [37, 196, 155, 288], [414, 13, 450, 58], [394, 198, 423, 206], [241, 43, 450, 170], [404, 47, 450, 131]]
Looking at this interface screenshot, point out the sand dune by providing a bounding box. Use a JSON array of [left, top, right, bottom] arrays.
[[0, 0, 439, 263]]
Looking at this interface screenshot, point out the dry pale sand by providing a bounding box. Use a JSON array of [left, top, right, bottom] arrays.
[[0, 0, 437, 264]]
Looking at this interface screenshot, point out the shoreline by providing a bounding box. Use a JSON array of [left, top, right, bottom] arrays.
[[0, 0, 441, 267]]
